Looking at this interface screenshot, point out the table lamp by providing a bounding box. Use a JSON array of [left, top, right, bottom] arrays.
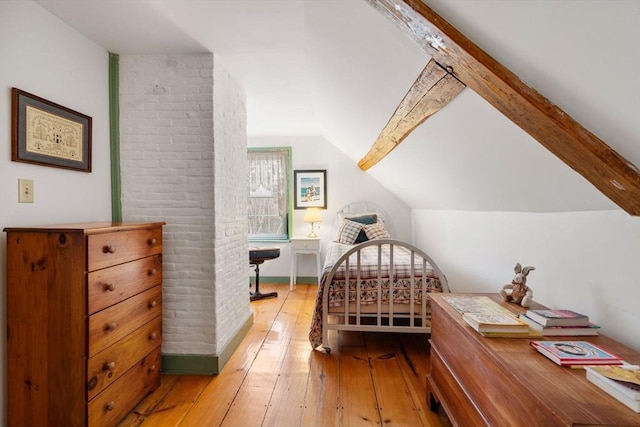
[[303, 208, 323, 238]]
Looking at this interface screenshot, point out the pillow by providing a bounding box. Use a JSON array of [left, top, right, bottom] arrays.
[[335, 219, 365, 245], [354, 230, 369, 244], [345, 213, 378, 243], [345, 213, 378, 225], [363, 222, 391, 240]]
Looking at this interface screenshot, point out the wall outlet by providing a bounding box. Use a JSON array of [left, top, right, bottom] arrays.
[[18, 178, 34, 203]]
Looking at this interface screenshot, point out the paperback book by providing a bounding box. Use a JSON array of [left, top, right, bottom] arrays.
[[525, 309, 589, 327], [462, 312, 530, 334], [477, 329, 543, 338], [585, 365, 640, 412], [530, 340, 623, 366], [444, 295, 534, 337], [443, 295, 514, 316], [519, 314, 600, 336]]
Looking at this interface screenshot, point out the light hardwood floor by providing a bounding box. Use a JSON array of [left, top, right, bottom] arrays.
[[119, 283, 451, 426]]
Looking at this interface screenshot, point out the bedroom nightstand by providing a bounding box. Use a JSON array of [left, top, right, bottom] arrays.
[[290, 236, 322, 290]]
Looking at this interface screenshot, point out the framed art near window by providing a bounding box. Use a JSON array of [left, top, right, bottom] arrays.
[[11, 88, 92, 172], [294, 169, 327, 209]]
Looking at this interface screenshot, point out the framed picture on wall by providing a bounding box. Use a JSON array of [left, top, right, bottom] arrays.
[[11, 87, 92, 172], [294, 169, 327, 209]]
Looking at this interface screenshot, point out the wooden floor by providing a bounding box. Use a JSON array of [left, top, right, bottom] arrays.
[[118, 283, 452, 427]]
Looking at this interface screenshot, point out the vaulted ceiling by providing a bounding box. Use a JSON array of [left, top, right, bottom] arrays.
[[34, 0, 640, 214]]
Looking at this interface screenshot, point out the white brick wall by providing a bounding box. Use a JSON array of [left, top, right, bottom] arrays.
[[212, 58, 252, 347], [119, 53, 250, 356]]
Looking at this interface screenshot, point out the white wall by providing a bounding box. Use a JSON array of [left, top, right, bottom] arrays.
[[213, 59, 252, 353], [413, 209, 640, 350], [0, 1, 112, 424], [248, 135, 411, 279], [120, 53, 251, 356], [119, 53, 217, 355]]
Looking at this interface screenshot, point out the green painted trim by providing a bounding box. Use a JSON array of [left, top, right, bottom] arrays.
[[161, 311, 253, 375], [252, 276, 319, 285], [286, 147, 293, 239], [249, 275, 287, 285], [161, 353, 218, 375], [108, 52, 122, 222], [217, 311, 253, 370]]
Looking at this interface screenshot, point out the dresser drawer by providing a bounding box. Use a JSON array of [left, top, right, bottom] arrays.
[[291, 238, 320, 251], [88, 227, 162, 271], [87, 316, 162, 400], [88, 347, 161, 427], [88, 255, 162, 315], [89, 286, 162, 357]]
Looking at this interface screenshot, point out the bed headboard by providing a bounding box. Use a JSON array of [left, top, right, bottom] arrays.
[[331, 201, 394, 240]]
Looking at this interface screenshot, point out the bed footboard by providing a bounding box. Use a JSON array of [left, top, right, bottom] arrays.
[[318, 239, 448, 353]]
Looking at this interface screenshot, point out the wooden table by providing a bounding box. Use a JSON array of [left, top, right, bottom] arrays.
[[427, 293, 640, 427]]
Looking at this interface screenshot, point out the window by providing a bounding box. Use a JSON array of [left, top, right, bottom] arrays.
[[248, 147, 292, 241]]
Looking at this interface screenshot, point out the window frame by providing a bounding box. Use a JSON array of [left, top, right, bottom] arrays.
[[247, 146, 293, 242]]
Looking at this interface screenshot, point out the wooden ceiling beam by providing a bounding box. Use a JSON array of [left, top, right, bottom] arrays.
[[366, 0, 640, 216], [358, 58, 465, 171]]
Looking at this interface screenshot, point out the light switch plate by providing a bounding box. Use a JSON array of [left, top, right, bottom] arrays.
[[18, 178, 34, 203]]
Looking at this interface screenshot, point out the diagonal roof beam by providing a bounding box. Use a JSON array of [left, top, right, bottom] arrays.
[[366, 0, 640, 216], [358, 58, 465, 171]]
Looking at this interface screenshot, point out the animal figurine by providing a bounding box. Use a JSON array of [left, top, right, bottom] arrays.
[[500, 263, 535, 307]]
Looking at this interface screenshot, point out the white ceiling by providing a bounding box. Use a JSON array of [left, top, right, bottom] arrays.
[[34, 0, 639, 213]]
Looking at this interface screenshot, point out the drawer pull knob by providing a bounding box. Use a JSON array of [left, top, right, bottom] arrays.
[[149, 332, 157, 340], [149, 365, 157, 373], [103, 283, 116, 292], [149, 300, 157, 309], [102, 245, 116, 254], [148, 268, 157, 276], [106, 322, 117, 331], [148, 238, 157, 246], [105, 401, 115, 412], [87, 376, 98, 390], [103, 361, 116, 371]]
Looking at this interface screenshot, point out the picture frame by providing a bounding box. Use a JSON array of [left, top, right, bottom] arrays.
[[11, 88, 92, 172], [294, 169, 327, 209]]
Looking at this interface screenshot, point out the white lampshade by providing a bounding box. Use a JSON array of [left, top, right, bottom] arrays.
[[303, 208, 323, 223], [303, 208, 322, 237]]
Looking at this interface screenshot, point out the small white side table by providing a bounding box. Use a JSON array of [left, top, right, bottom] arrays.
[[290, 237, 322, 290]]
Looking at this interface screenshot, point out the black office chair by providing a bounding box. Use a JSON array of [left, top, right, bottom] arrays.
[[249, 247, 280, 301]]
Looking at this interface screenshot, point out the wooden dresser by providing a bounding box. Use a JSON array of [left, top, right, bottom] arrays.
[[427, 293, 640, 427], [5, 221, 165, 427]]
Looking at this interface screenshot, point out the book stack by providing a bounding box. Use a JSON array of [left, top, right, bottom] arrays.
[[519, 309, 600, 336], [462, 312, 532, 336], [585, 365, 640, 413], [443, 295, 540, 338], [530, 340, 624, 367]]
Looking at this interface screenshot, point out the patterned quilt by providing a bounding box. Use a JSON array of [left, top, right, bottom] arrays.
[[309, 242, 443, 349]]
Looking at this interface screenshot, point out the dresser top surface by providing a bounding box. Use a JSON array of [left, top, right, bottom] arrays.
[[4, 221, 165, 234]]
